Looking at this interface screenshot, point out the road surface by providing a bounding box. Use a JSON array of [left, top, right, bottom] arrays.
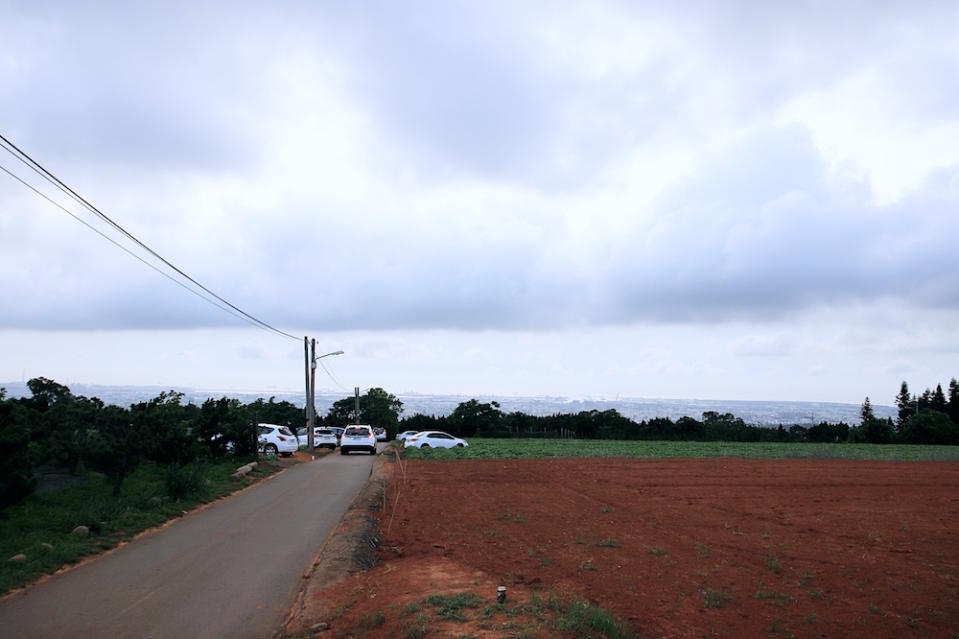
[[0, 448, 378, 638]]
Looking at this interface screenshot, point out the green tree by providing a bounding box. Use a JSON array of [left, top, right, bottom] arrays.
[[327, 388, 403, 435], [860, 397, 875, 424], [198, 397, 254, 457], [136, 391, 199, 465], [83, 405, 142, 497], [44, 395, 103, 473], [0, 391, 35, 509], [447, 399, 503, 437], [24, 377, 72, 412], [901, 409, 958, 445], [895, 381, 913, 429], [852, 397, 895, 444], [932, 383, 948, 413], [948, 378, 959, 424]]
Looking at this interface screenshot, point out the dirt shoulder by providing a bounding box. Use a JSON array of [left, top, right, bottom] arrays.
[[283, 448, 391, 635]]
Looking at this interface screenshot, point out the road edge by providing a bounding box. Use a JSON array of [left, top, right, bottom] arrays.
[[281, 448, 395, 636]]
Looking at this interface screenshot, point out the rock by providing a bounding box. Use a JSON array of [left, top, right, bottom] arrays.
[[9, 553, 27, 564], [71, 525, 90, 538], [310, 622, 329, 632], [40, 542, 54, 552]]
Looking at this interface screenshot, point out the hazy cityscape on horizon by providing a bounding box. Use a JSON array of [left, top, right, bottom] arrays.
[[1, 381, 895, 426]]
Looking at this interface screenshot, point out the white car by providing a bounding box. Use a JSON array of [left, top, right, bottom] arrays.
[[311, 427, 339, 450], [258, 424, 298, 457], [373, 427, 387, 442], [404, 431, 468, 449], [340, 424, 377, 455], [396, 430, 418, 442]]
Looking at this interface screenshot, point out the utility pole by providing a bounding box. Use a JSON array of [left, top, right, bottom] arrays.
[[308, 338, 316, 451], [304, 336, 311, 448], [354, 386, 360, 424]]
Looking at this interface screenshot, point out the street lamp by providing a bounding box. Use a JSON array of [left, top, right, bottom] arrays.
[[308, 348, 344, 451]]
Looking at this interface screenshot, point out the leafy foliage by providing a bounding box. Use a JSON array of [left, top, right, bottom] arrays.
[[328, 387, 403, 436]]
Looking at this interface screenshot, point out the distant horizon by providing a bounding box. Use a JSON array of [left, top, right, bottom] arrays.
[[0, 379, 898, 426], [1, 378, 897, 409]]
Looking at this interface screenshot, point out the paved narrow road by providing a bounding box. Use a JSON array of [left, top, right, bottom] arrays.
[[0, 449, 378, 638]]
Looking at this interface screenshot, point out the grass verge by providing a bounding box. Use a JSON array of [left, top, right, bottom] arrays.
[[403, 439, 959, 461], [0, 457, 277, 595]]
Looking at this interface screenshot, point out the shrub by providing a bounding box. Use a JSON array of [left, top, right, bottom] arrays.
[[0, 398, 36, 509], [164, 463, 204, 500]]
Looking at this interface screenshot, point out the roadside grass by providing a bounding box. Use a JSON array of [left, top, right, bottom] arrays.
[[0, 457, 276, 595], [402, 439, 959, 461], [702, 589, 731, 609], [395, 590, 635, 638]]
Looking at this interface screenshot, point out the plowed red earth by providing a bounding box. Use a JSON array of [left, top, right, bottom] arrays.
[[312, 458, 959, 638]]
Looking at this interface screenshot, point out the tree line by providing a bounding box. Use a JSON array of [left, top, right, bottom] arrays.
[[2, 376, 957, 510]]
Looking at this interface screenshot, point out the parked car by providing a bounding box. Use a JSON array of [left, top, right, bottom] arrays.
[[295, 427, 339, 449], [340, 424, 377, 455], [403, 431, 468, 449], [373, 427, 387, 442], [396, 430, 419, 442], [258, 423, 298, 457], [329, 426, 345, 441], [312, 427, 338, 449]]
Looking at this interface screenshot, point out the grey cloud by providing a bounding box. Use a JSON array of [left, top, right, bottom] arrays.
[[601, 128, 959, 323]]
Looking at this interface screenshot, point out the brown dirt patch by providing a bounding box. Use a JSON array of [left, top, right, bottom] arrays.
[[292, 456, 959, 638]]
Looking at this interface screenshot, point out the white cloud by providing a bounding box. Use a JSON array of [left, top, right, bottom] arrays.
[[1, 1, 957, 401]]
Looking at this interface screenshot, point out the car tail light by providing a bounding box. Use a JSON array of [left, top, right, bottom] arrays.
[[277, 435, 286, 441]]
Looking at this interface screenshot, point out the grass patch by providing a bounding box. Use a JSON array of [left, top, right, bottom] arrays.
[[403, 438, 959, 461], [0, 457, 273, 594], [547, 592, 636, 639], [754, 590, 794, 604], [596, 537, 621, 548], [702, 589, 731, 609], [479, 591, 634, 638], [649, 547, 668, 557], [765, 555, 782, 574], [423, 592, 483, 621], [356, 611, 385, 632]]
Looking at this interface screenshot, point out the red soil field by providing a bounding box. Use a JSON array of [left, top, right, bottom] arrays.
[[309, 457, 959, 638]]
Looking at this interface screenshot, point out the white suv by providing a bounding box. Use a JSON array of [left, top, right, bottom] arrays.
[[339, 424, 376, 455], [258, 424, 298, 457]]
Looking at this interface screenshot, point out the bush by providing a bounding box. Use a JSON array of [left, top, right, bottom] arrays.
[[0, 398, 36, 510], [164, 463, 204, 500]]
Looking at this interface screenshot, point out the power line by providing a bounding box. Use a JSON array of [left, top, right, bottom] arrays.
[[317, 355, 348, 391], [0, 162, 257, 328], [0, 132, 300, 342]]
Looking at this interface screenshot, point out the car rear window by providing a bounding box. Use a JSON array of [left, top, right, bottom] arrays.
[[317, 429, 333, 435], [345, 427, 369, 436], [278, 427, 294, 436]]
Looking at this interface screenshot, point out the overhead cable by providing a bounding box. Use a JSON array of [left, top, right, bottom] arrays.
[[0, 133, 300, 342], [0, 161, 262, 329]]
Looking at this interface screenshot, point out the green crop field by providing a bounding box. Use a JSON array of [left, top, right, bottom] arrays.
[[401, 438, 959, 461]]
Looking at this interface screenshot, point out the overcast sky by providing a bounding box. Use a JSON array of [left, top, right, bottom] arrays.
[[1, 1, 957, 405]]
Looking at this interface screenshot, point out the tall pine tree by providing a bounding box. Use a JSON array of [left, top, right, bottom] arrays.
[[895, 381, 913, 429], [948, 378, 959, 424]]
